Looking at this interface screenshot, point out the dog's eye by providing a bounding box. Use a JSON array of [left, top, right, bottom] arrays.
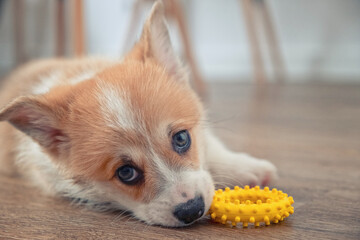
[[172, 130, 191, 154], [116, 165, 143, 185]]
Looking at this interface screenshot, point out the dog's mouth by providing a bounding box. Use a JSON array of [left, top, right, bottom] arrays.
[[131, 191, 213, 227], [128, 169, 215, 227]]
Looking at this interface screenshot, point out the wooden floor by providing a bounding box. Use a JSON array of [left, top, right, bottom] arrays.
[[1, 82, 359, 239]]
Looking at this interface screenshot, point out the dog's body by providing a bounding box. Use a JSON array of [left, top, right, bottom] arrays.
[[0, 2, 276, 227]]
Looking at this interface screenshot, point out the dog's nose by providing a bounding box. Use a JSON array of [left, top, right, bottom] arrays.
[[173, 196, 205, 224]]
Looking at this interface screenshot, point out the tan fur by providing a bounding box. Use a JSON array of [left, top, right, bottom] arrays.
[[0, 5, 203, 204], [0, 57, 203, 203], [0, 1, 277, 227], [0, 58, 114, 175]]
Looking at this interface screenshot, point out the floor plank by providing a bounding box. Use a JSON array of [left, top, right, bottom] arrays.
[[1, 83, 359, 239]]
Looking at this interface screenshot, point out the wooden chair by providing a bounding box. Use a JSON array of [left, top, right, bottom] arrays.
[[240, 0, 286, 83], [13, 0, 25, 64], [55, 0, 85, 57], [13, 0, 285, 85], [122, 0, 207, 96], [12, 0, 85, 65]]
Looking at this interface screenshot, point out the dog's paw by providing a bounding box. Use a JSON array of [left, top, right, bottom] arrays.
[[245, 158, 278, 187], [211, 153, 278, 188]]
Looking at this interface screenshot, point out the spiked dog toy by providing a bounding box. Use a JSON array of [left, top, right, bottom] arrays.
[[208, 185, 294, 227]]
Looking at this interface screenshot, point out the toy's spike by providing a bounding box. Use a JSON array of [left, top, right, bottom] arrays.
[[272, 188, 278, 193], [257, 200, 262, 205], [255, 222, 260, 227], [211, 213, 216, 219], [225, 187, 230, 192], [264, 187, 270, 192], [221, 215, 227, 224], [234, 199, 240, 205], [254, 186, 260, 191], [243, 222, 248, 228], [249, 217, 255, 223], [244, 185, 250, 190], [235, 216, 241, 222], [234, 186, 240, 191]]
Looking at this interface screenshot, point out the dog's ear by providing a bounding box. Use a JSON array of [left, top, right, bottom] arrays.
[[0, 96, 70, 157], [126, 1, 187, 81]]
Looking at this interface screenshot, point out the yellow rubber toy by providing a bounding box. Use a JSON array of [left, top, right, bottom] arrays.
[[209, 185, 294, 227]]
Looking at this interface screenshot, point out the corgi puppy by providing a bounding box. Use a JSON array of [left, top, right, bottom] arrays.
[[0, 1, 277, 227]]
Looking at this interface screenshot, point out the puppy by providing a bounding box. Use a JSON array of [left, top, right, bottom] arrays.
[[0, 1, 277, 227]]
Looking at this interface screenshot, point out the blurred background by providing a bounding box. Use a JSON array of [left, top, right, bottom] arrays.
[[0, 0, 359, 87], [1, 2, 360, 238]]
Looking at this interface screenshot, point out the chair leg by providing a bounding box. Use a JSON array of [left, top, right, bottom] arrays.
[[168, 0, 207, 97], [72, 0, 85, 56], [239, 0, 266, 84], [56, 0, 65, 57], [13, 0, 25, 65], [256, 0, 286, 82], [0, 0, 5, 22], [121, 0, 144, 55]]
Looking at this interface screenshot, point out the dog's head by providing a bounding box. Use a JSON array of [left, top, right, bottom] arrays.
[[0, 1, 214, 226]]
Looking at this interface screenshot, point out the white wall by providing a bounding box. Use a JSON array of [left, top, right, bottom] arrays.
[[1, 0, 360, 82], [186, 0, 360, 81], [84, 0, 360, 81], [194, 0, 360, 81]]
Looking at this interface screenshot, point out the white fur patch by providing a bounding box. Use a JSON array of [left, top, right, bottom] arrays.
[[15, 134, 61, 195], [69, 71, 96, 85], [32, 70, 96, 95], [32, 71, 63, 95], [96, 82, 136, 129]]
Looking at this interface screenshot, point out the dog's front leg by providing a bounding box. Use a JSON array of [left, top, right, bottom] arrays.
[[204, 130, 278, 188]]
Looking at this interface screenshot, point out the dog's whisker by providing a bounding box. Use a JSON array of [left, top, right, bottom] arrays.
[[110, 209, 134, 224]]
